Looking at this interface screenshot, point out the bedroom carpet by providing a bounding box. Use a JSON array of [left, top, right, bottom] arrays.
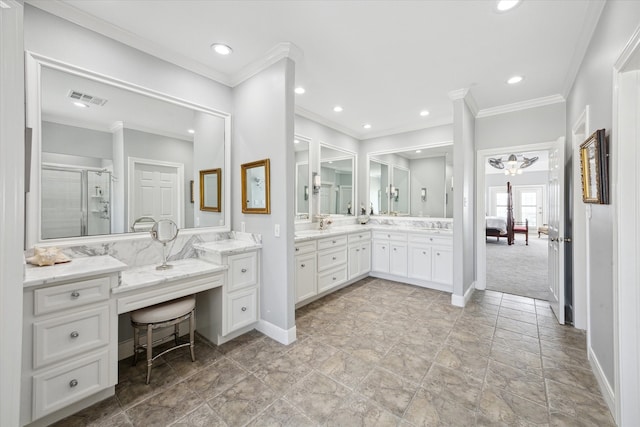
[[486, 233, 549, 300]]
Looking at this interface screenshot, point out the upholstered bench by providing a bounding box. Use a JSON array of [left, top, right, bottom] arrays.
[[538, 224, 549, 238]]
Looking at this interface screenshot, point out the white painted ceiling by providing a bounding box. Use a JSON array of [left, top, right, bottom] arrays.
[[30, 0, 603, 140]]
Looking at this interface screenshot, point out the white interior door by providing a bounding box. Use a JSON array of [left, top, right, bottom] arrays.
[[131, 161, 181, 227], [548, 137, 566, 323]]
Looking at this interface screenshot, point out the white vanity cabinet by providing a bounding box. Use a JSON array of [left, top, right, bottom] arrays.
[[348, 231, 371, 280], [295, 240, 317, 303], [21, 272, 120, 426], [372, 230, 453, 292], [294, 228, 371, 306], [197, 248, 261, 343], [372, 231, 407, 276]]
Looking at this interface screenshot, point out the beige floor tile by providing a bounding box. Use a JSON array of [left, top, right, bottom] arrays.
[[490, 342, 542, 376], [421, 364, 483, 411], [359, 367, 420, 417], [378, 342, 433, 384], [493, 327, 541, 354], [496, 316, 539, 337], [478, 385, 549, 426], [245, 398, 315, 427], [546, 379, 615, 426], [404, 387, 476, 427], [433, 345, 489, 382], [542, 357, 599, 391], [324, 394, 400, 427], [170, 403, 225, 427], [252, 352, 313, 395], [486, 360, 547, 405], [184, 357, 248, 401], [207, 375, 279, 426], [125, 381, 204, 427], [227, 337, 288, 371], [284, 371, 352, 423], [319, 350, 375, 389]]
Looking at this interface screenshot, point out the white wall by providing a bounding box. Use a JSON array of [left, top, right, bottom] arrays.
[[476, 103, 566, 150], [42, 121, 112, 159], [0, 2, 24, 425], [451, 94, 475, 301], [565, 0, 640, 402], [193, 112, 225, 228], [233, 59, 296, 337]]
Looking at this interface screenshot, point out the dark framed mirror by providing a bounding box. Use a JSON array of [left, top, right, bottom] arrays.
[[199, 168, 221, 212], [241, 159, 270, 214]]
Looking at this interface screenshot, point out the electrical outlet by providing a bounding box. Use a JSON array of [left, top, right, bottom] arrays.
[[274, 224, 280, 237], [241, 221, 246, 232]]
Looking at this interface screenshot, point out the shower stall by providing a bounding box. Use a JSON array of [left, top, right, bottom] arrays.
[[41, 165, 112, 239]]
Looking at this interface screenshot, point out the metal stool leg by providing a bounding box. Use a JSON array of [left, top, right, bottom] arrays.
[[145, 324, 153, 384], [132, 325, 139, 366], [189, 309, 196, 362], [174, 323, 180, 346]]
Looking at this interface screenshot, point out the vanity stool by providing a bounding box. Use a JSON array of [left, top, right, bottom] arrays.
[[131, 295, 196, 384]]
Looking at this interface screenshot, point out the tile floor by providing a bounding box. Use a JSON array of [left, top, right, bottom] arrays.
[[55, 278, 615, 426]]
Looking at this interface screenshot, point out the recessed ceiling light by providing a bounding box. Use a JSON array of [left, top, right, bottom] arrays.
[[73, 102, 88, 108], [496, 0, 521, 12], [416, 150, 422, 154], [333, 106, 343, 113], [188, 129, 195, 134], [420, 110, 430, 117], [363, 124, 372, 129], [294, 87, 306, 95], [294, 139, 300, 144], [507, 75, 524, 84], [329, 161, 333, 164], [210, 43, 233, 55]]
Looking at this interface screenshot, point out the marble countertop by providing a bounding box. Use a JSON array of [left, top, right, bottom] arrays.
[[24, 255, 128, 288], [114, 258, 228, 294], [294, 224, 453, 242], [193, 239, 262, 255]]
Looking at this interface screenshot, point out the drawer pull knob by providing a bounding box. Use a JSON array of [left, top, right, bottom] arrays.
[[423, 251, 426, 255], [241, 268, 247, 273], [356, 249, 360, 252], [69, 379, 78, 388], [393, 248, 397, 251], [301, 263, 306, 268], [430, 238, 433, 241], [437, 252, 440, 256], [332, 240, 337, 244], [332, 277, 337, 281], [241, 306, 247, 312], [70, 331, 79, 339], [332, 256, 336, 260], [295, 248, 300, 252], [70, 291, 80, 299]]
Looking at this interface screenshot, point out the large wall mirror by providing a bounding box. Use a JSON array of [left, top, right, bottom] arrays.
[[319, 144, 355, 215], [25, 53, 231, 246], [294, 135, 311, 221], [368, 143, 453, 218], [241, 159, 271, 214]]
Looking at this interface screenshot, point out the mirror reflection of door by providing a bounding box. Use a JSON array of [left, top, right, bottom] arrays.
[[130, 159, 182, 228]]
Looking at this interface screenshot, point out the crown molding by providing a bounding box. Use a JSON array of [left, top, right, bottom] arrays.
[[295, 106, 361, 140], [230, 42, 303, 87], [447, 88, 478, 117], [26, 0, 302, 89], [561, 0, 606, 97], [26, 0, 233, 86], [615, 22, 640, 71], [360, 117, 454, 141], [476, 94, 565, 118]]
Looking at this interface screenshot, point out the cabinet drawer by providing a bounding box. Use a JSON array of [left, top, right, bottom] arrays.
[[228, 252, 258, 292], [33, 306, 109, 370], [226, 288, 258, 334], [32, 350, 109, 420], [294, 240, 317, 255], [317, 247, 347, 271], [317, 235, 347, 250], [408, 234, 452, 247], [34, 276, 111, 316], [372, 231, 407, 242], [347, 231, 371, 244], [318, 265, 348, 293]]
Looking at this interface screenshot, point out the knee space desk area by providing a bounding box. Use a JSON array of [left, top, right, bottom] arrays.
[[21, 240, 261, 427]]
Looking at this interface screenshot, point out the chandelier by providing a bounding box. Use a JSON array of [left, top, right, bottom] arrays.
[[488, 154, 538, 176]]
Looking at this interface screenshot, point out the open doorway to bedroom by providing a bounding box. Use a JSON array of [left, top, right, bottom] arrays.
[[484, 149, 550, 300]]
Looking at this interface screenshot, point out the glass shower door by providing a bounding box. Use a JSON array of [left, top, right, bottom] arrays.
[[41, 167, 83, 239]]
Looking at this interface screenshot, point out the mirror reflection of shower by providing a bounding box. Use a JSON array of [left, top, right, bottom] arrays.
[[41, 165, 114, 239]]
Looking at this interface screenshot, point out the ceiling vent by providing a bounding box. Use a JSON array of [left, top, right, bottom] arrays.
[[67, 90, 108, 106]]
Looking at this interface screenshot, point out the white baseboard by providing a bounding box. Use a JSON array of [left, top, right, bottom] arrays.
[[256, 319, 297, 345], [588, 346, 615, 416], [451, 282, 475, 307]]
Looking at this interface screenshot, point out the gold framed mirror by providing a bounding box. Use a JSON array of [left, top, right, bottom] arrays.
[[241, 159, 271, 214], [200, 168, 221, 212]]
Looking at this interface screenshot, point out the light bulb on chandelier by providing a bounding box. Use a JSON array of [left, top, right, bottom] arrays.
[[488, 153, 538, 175]]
